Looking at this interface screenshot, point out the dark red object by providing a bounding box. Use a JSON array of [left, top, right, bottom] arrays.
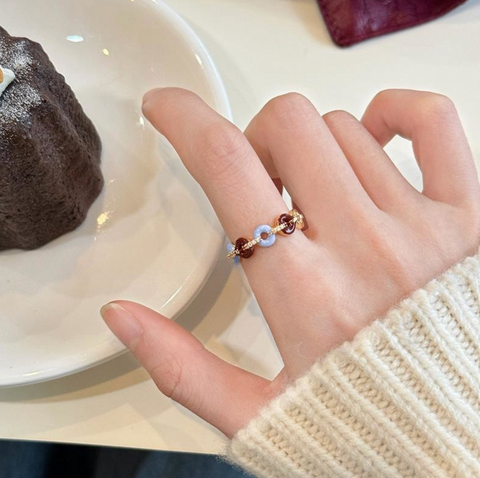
[[316, 0, 469, 47], [235, 237, 254, 259], [277, 214, 296, 235]]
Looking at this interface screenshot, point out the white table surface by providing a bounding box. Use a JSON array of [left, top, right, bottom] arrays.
[[1, 0, 480, 455]]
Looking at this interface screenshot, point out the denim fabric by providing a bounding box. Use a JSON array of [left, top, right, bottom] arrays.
[[0, 440, 252, 478]]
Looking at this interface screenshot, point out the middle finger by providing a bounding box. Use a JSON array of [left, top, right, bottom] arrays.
[[244, 93, 375, 238]]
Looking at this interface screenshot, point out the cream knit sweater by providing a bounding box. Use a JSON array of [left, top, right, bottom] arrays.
[[227, 252, 480, 478]]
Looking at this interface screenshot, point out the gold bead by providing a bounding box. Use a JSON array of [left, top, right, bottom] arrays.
[[290, 209, 305, 230]]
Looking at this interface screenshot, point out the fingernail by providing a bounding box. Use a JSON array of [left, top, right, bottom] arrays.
[[101, 302, 143, 348], [142, 88, 163, 107]]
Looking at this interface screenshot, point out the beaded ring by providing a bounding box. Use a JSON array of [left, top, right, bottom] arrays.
[[226, 209, 306, 261]]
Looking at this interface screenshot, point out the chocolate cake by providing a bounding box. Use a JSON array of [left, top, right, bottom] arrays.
[[0, 27, 103, 251]]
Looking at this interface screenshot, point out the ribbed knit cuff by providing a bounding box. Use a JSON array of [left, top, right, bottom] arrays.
[[227, 253, 480, 478]]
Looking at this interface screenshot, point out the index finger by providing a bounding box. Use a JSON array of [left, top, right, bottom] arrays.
[[142, 87, 288, 245]]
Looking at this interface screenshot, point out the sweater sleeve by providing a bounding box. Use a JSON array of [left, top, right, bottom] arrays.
[[227, 252, 480, 478]]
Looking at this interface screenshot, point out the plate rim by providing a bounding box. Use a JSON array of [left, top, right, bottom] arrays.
[[0, 0, 232, 388]]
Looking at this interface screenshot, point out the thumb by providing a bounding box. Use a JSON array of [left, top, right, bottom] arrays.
[[100, 300, 273, 438]]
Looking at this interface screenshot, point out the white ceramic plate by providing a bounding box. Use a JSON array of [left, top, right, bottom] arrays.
[[0, 0, 231, 387]]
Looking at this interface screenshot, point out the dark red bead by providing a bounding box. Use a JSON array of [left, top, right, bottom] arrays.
[[235, 237, 254, 259], [277, 213, 295, 235]]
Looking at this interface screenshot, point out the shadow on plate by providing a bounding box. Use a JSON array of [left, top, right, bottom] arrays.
[[0, 253, 254, 401]]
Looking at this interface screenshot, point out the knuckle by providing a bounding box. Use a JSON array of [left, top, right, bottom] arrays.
[[149, 352, 184, 402], [323, 109, 356, 127], [264, 92, 317, 127], [370, 89, 395, 107], [418, 92, 457, 118], [195, 124, 251, 181], [370, 89, 429, 111], [370, 90, 459, 128], [371, 89, 456, 115]]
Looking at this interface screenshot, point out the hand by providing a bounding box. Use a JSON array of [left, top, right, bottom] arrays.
[[101, 88, 480, 439]]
